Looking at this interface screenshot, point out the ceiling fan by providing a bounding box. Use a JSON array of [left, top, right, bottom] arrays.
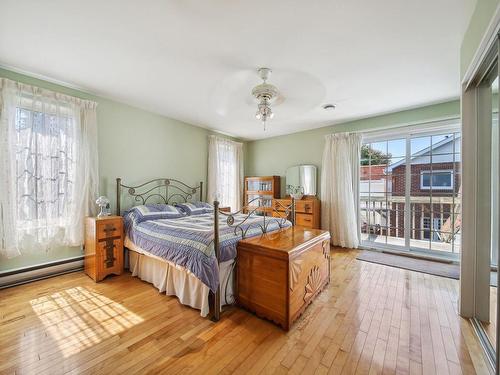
[[251, 68, 279, 130], [209, 67, 326, 130]]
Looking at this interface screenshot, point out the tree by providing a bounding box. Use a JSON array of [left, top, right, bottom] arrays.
[[361, 145, 392, 166]]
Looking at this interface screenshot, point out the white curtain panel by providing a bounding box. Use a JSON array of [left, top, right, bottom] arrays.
[[321, 132, 362, 248], [207, 135, 243, 211], [0, 78, 99, 258]]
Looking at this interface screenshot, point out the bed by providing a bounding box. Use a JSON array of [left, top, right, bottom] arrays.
[[116, 177, 295, 320]]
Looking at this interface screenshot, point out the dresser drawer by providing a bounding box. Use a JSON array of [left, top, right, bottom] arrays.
[[274, 199, 314, 214], [272, 211, 288, 219], [274, 199, 291, 212], [296, 213, 314, 227], [295, 200, 313, 214], [273, 198, 320, 229], [97, 220, 122, 240]]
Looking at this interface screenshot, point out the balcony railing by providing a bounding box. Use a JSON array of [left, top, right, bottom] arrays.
[[360, 194, 461, 254]]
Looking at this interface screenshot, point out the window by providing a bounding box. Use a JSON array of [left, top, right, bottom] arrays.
[[207, 136, 243, 211], [15, 106, 76, 223], [420, 170, 453, 190], [0, 78, 98, 258]]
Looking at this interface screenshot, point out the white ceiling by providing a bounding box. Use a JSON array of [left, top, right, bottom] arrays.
[[0, 0, 475, 140]]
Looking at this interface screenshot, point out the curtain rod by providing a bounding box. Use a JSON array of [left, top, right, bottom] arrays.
[[0, 77, 98, 107], [353, 115, 461, 136]]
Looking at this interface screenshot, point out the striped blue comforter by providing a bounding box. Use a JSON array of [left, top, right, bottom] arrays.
[[125, 212, 291, 292]]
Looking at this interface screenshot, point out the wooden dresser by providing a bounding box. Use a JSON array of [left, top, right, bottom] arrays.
[[84, 216, 124, 282], [273, 197, 321, 229], [237, 226, 330, 330]]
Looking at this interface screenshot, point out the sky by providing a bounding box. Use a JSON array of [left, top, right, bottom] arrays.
[[363, 133, 460, 165]]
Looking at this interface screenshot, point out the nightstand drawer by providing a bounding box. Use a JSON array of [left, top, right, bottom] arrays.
[[97, 220, 122, 240]]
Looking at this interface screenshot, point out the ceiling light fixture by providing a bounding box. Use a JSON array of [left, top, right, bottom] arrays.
[[252, 68, 279, 130]]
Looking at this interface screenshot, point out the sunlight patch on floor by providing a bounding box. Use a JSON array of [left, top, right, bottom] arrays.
[[29, 286, 144, 358]]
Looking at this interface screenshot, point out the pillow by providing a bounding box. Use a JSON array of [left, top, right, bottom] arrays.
[[176, 201, 213, 216], [123, 204, 185, 227]]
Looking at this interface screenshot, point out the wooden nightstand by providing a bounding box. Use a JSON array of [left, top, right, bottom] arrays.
[[219, 206, 231, 213], [84, 215, 124, 282]]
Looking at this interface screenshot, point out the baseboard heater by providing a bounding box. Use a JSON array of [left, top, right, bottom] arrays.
[[0, 256, 84, 289]]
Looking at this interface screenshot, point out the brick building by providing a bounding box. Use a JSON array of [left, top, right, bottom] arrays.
[[386, 135, 461, 240]]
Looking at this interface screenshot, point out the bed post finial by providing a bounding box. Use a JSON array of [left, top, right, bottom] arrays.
[[116, 178, 121, 215], [212, 200, 221, 322]]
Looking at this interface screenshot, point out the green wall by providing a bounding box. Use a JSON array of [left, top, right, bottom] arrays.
[[460, 0, 499, 78], [0, 68, 234, 272], [246, 100, 460, 196], [3, 0, 496, 272]]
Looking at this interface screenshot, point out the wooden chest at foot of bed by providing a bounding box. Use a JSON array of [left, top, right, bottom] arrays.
[[236, 226, 331, 330]]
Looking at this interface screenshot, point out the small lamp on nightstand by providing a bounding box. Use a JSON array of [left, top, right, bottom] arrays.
[[96, 196, 110, 218]]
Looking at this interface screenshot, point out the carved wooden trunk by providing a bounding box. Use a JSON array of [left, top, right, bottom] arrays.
[[236, 226, 330, 330]]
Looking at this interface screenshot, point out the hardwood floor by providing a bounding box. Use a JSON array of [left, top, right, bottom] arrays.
[[0, 249, 490, 374]]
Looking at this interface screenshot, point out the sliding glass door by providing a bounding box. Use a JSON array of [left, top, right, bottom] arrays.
[[488, 75, 500, 352], [360, 125, 461, 259], [479, 72, 499, 361]]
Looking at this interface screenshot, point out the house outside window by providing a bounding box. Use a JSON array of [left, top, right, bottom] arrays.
[[420, 170, 454, 190]]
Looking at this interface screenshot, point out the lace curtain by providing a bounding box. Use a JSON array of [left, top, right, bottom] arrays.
[[321, 132, 362, 248], [207, 135, 243, 211], [0, 79, 99, 258]]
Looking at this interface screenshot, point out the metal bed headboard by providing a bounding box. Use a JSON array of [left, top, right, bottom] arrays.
[[116, 178, 203, 215]]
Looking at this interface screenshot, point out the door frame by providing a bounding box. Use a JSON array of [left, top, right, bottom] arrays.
[[460, 28, 500, 372]]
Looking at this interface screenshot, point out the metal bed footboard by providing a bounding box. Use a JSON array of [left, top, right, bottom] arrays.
[[210, 197, 296, 322]]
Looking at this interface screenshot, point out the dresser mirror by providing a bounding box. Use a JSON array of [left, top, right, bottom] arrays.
[[285, 165, 317, 197]]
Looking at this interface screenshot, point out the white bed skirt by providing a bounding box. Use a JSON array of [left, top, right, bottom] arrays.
[[125, 237, 234, 317]]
